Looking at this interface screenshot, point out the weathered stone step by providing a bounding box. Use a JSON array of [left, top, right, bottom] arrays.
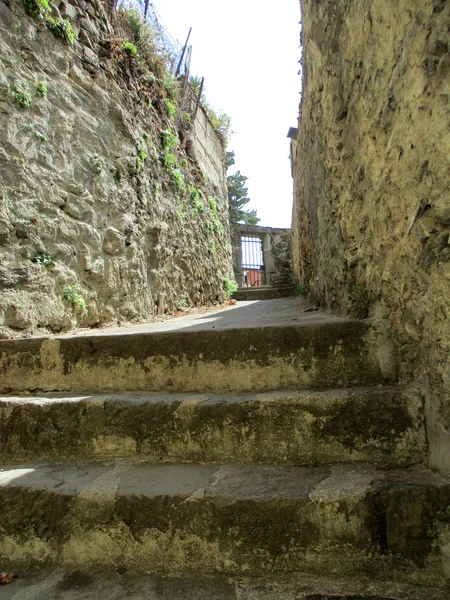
[[0, 388, 425, 467], [0, 462, 448, 586], [232, 284, 299, 301], [0, 319, 390, 394], [2, 570, 447, 600]]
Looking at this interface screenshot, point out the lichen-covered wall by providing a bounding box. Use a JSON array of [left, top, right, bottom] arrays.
[[0, 0, 232, 336], [293, 0, 450, 473]]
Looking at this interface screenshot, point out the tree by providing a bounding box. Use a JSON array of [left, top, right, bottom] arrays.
[[226, 151, 259, 225]]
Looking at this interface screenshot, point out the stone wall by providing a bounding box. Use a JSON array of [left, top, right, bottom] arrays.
[[293, 0, 450, 473], [232, 224, 295, 287], [0, 0, 232, 336]]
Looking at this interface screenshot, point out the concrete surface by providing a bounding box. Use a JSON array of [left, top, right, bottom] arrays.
[[54, 298, 340, 338], [0, 570, 447, 600], [0, 387, 426, 466]]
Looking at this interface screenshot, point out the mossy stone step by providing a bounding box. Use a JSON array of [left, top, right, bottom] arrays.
[[0, 387, 425, 466], [0, 320, 389, 394], [0, 461, 449, 585]]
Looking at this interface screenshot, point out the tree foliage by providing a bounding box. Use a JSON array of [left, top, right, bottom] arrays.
[[226, 151, 259, 225]]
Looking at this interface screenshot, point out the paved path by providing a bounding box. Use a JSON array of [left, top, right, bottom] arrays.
[[56, 298, 344, 338]]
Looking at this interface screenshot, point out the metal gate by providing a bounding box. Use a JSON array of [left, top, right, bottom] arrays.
[[240, 236, 265, 287]]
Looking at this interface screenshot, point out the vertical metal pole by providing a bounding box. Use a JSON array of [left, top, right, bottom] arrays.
[[175, 27, 192, 77]]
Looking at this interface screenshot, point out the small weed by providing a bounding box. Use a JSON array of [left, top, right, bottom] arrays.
[[46, 17, 77, 44], [136, 140, 148, 174], [90, 154, 105, 174], [209, 197, 217, 214], [297, 284, 307, 297], [113, 170, 123, 184], [160, 129, 178, 150], [212, 218, 224, 237], [13, 85, 32, 109], [122, 40, 138, 58], [64, 284, 86, 310], [188, 184, 201, 204], [163, 75, 178, 100], [33, 253, 54, 269], [223, 277, 238, 300], [165, 98, 177, 120], [176, 296, 188, 311], [350, 283, 369, 318], [191, 197, 204, 217], [24, 123, 47, 143], [181, 158, 189, 168], [172, 169, 184, 191], [147, 97, 152, 108], [208, 240, 216, 255], [23, 0, 50, 18], [35, 81, 47, 97], [160, 149, 177, 171]]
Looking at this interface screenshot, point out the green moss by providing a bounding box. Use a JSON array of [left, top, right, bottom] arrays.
[[122, 41, 138, 58], [13, 85, 32, 109], [350, 283, 370, 319], [35, 81, 47, 97], [46, 16, 77, 44], [23, 0, 50, 18]]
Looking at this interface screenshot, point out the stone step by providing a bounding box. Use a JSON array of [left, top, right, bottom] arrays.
[[0, 461, 449, 586], [0, 319, 390, 394], [232, 284, 299, 301], [0, 388, 426, 467], [2, 570, 447, 600]]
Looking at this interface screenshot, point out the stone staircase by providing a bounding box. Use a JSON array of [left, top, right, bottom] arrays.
[[0, 301, 448, 598], [232, 283, 299, 301]]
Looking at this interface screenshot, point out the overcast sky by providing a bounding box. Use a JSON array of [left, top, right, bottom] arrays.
[[152, 0, 302, 228]]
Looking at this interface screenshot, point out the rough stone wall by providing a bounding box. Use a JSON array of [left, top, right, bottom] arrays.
[[232, 224, 295, 286], [0, 0, 232, 336], [293, 0, 450, 473]]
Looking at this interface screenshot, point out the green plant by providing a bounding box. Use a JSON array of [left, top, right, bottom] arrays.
[[24, 123, 47, 143], [35, 81, 47, 97], [113, 169, 123, 184], [90, 154, 105, 174], [176, 296, 187, 310], [208, 240, 216, 255], [165, 98, 177, 119], [172, 169, 184, 191], [46, 16, 77, 44], [117, 7, 173, 80], [160, 149, 177, 171], [33, 253, 54, 269], [160, 129, 178, 150], [13, 85, 32, 109], [223, 277, 238, 300], [209, 197, 217, 214], [23, 0, 50, 18], [212, 217, 224, 237], [297, 284, 307, 297], [64, 284, 86, 310], [122, 40, 138, 58], [135, 139, 148, 174], [181, 158, 189, 168], [349, 283, 370, 319]]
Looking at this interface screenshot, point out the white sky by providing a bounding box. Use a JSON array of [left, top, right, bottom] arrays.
[[152, 0, 302, 228]]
